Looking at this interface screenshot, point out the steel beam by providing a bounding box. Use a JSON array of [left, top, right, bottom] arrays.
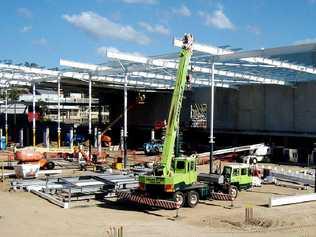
[[174, 38, 316, 74], [269, 193, 316, 207], [106, 50, 287, 85], [60, 59, 111, 71]]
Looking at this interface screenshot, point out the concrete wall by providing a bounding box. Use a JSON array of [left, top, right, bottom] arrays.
[[125, 81, 316, 135], [189, 81, 316, 134]]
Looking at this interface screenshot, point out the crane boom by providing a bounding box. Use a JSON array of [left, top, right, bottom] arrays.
[[161, 34, 193, 176]]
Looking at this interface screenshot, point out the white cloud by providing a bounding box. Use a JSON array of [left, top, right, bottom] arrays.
[[172, 5, 191, 17], [97, 46, 144, 57], [293, 38, 316, 45], [139, 22, 169, 35], [32, 37, 48, 46], [17, 8, 32, 18], [63, 11, 150, 45], [199, 9, 235, 30], [121, 0, 157, 4], [20, 26, 32, 33], [246, 25, 261, 35]]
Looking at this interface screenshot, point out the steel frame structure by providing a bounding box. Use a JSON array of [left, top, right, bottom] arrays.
[[1, 39, 316, 169]]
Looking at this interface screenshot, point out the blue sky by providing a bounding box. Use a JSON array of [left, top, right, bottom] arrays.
[[1, 0, 316, 67]]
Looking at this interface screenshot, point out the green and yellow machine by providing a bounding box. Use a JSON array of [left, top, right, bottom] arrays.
[[137, 34, 203, 207], [120, 34, 253, 208]]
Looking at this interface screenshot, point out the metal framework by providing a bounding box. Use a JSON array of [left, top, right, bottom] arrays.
[[1, 38, 316, 160]]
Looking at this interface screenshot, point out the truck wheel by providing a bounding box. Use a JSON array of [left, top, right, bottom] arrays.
[[187, 191, 199, 208], [173, 191, 185, 207], [46, 161, 55, 170], [154, 147, 160, 155], [230, 186, 238, 199]]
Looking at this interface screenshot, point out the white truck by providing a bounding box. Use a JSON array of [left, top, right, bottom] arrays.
[[238, 144, 271, 164]]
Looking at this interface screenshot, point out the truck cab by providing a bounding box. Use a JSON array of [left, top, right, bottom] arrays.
[[172, 156, 198, 187], [222, 163, 252, 190]]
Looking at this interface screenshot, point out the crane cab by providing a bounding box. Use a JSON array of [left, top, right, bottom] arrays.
[[172, 156, 198, 186]]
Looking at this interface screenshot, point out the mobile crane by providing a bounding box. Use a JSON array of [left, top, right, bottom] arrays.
[[117, 34, 253, 208]]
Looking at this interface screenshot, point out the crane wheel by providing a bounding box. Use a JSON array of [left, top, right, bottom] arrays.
[[230, 186, 238, 199], [187, 190, 199, 208], [46, 161, 55, 170], [173, 191, 185, 207]]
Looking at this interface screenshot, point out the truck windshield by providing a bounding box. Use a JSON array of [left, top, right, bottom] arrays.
[[222, 166, 232, 177]]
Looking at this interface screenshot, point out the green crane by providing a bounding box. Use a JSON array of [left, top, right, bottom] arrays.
[[124, 34, 253, 208], [138, 34, 200, 206], [160, 34, 193, 177]]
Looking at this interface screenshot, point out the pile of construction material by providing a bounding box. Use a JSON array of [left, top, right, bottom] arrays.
[[11, 173, 138, 208]]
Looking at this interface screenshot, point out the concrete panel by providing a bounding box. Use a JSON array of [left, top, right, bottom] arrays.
[[294, 82, 316, 133], [191, 87, 238, 130], [264, 85, 294, 132], [237, 85, 265, 130], [124, 80, 316, 136]]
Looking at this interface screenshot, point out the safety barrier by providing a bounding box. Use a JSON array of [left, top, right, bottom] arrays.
[[210, 192, 234, 201], [117, 191, 180, 209]]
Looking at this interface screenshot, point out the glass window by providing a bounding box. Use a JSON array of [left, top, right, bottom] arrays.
[[241, 168, 247, 176], [176, 161, 185, 170], [232, 168, 239, 176], [190, 161, 195, 171], [222, 167, 232, 177]]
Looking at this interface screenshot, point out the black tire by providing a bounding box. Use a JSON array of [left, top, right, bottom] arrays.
[[46, 161, 55, 170], [173, 191, 185, 207], [230, 186, 238, 199], [187, 191, 199, 208], [154, 146, 160, 155], [252, 158, 257, 164]]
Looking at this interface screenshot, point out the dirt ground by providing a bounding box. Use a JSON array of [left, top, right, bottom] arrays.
[[1, 165, 316, 237]]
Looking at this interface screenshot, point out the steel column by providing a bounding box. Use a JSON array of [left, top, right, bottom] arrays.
[[32, 83, 36, 146], [123, 73, 128, 168], [151, 129, 155, 141], [5, 89, 8, 146], [57, 75, 61, 148], [69, 127, 74, 149], [88, 75, 92, 160], [97, 131, 101, 156], [94, 127, 98, 148], [20, 128, 24, 147], [209, 62, 215, 174], [44, 127, 49, 149]]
